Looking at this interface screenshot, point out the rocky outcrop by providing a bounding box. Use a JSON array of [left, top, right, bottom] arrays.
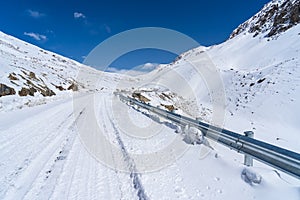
[[267, 0, 300, 36], [132, 92, 150, 103], [7, 69, 57, 97], [40, 88, 55, 97], [0, 83, 16, 97], [8, 73, 18, 81], [18, 86, 55, 97], [67, 83, 78, 91], [230, 0, 300, 39], [55, 85, 65, 91], [19, 87, 36, 96], [29, 71, 38, 80], [161, 104, 176, 112]]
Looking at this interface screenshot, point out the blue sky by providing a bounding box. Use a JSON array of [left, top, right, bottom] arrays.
[[0, 0, 270, 70]]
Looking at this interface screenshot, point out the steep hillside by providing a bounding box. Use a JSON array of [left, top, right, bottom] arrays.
[[0, 31, 122, 112], [130, 1, 300, 155], [112, 12, 300, 198]]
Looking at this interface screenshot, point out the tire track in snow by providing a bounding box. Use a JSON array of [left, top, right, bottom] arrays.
[[0, 111, 74, 199], [49, 136, 82, 200], [104, 99, 149, 200], [106, 95, 190, 199], [99, 99, 135, 199], [110, 120, 149, 200], [72, 142, 93, 200], [65, 141, 85, 200], [49, 104, 114, 200], [0, 110, 73, 160], [23, 110, 84, 200], [2, 109, 85, 200], [0, 104, 73, 152]]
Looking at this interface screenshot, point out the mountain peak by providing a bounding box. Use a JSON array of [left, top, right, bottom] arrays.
[[230, 0, 300, 39]]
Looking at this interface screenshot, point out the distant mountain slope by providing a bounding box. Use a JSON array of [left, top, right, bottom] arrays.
[[134, 1, 300, 154], [230, 0, 300, 38], [0, 31, 101, 99], [0, 31, 130, 112]]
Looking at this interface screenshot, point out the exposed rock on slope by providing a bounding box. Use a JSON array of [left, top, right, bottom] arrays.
[[0, 31, 102, 99], [0, 83, 16, 97], [230, 0, 300, 38], [67, 82, 79, 91], [132, 91, 150, 103]]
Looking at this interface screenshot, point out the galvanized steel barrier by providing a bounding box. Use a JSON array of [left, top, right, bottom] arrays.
[[116, 93, 300, 179]]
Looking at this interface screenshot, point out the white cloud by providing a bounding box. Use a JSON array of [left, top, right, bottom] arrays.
[[105, 63, 159, 76], [105, 67, 145, 76], [143, 63, 157, 70], [24, 32, 47, 41], [27, 9, 45, 18], [133, 63, 159, 72], [74, 12, 86, 19]]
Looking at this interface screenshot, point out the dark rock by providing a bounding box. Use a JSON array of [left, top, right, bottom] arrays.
[[55, 85, 65, 91], [159, 94, 166, 100], [18, 87, 37, 96], [40, 88, 56, 97], [19, 87, 30, 96], [161, 104, 176, 112], [8, 73, 18, 81], [29, 72, 37, 80], [29, 87, 37, 96], [132, 92, 150, 103], [67, 83, 78, 91], [257, 78, 266, 84], [0, 83, 16, 97]]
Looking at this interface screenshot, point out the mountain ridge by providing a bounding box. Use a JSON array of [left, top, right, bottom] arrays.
[[230, 0, 300, 39]]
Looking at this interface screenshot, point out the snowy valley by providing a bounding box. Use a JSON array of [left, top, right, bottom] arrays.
[[0, 0, 300, 199]]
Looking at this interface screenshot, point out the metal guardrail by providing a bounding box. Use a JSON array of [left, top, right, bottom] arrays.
[[116, 93, 300, 179]]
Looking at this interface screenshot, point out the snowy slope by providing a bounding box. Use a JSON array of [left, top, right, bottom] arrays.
[[208, 24, 300, 152], [156, 23, 300, 152], [138, 3, 300, 153], [0, 31, 120, 112], [115, 0, 300, 198], [1, 0, 300, 199], [0, 31, 78, 93]]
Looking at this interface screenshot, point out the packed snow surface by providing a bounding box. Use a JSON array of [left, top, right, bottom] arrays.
[[1, 3, 300, 199]]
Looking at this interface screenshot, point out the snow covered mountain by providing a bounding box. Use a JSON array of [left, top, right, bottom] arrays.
[[0, 0, 300, 199], [120, 0, 300, 197], [0, 31, 126, 112], [230, 0, 300, 38], [138, 0, 300, 153], [0, 31, 81, 95]]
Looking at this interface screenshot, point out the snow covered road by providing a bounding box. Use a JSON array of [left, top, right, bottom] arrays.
[[0, 92, 299, 200]]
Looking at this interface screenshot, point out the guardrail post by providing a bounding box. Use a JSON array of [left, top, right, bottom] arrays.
[[244, 131, 254, 167]]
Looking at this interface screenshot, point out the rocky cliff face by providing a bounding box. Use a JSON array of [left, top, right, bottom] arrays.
[[230, 0, 300, 38]]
